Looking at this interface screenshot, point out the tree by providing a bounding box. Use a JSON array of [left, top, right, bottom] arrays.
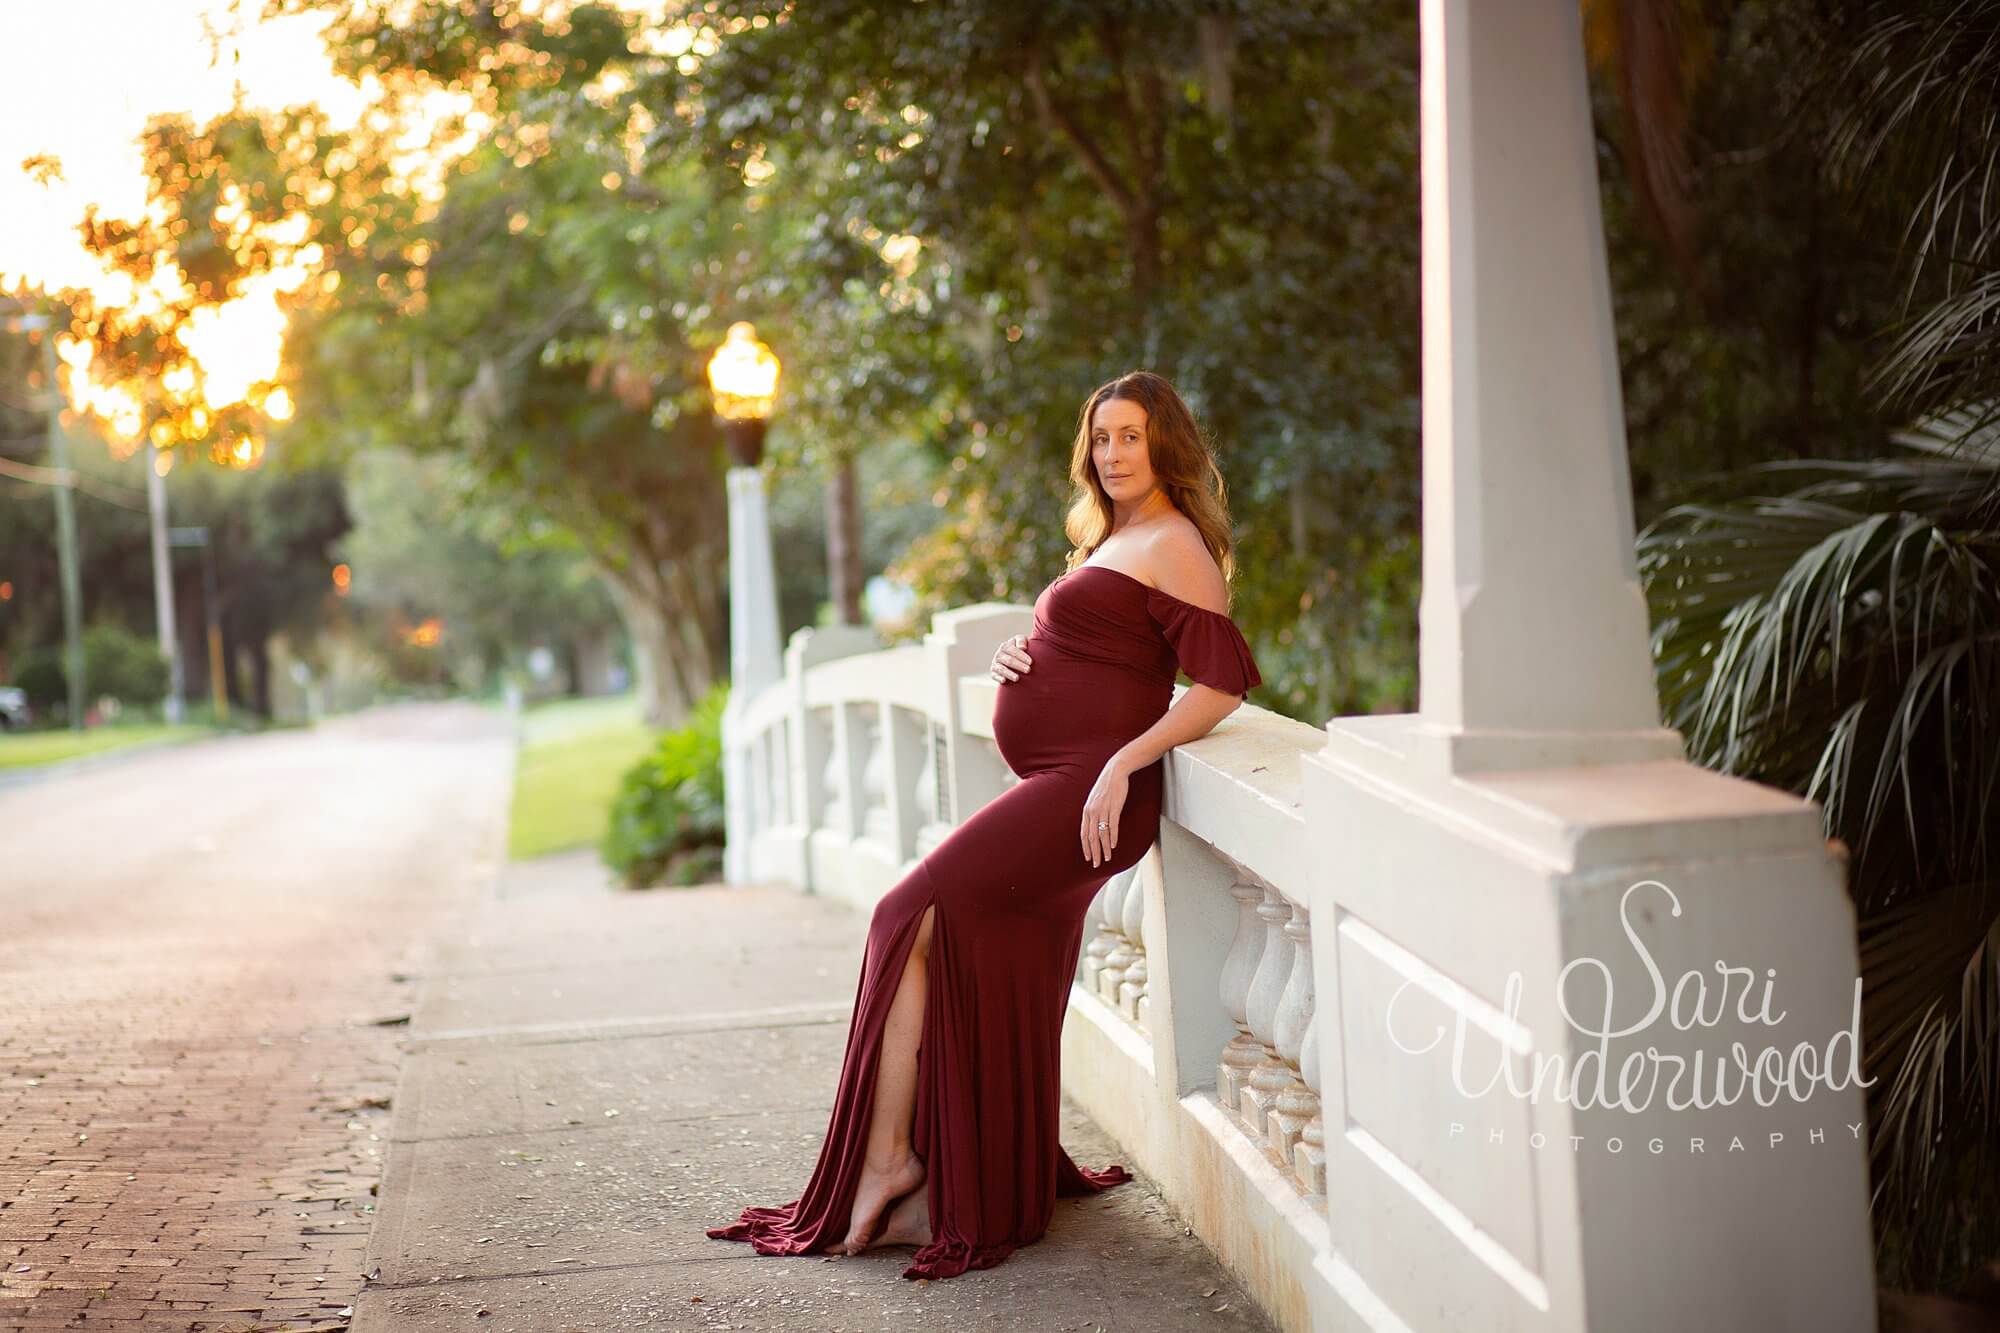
[[59, 107, 334, 465], [238, 3, 765, 724], [643, 0, 1426, 719], [1618, 0, 2000, 1290], [336, 444, 623, 694], [258, 0, 1430, 721]]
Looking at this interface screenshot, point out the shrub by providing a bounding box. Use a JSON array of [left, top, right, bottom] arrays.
[[81, 624, 169, 706], [13, 647, 68, 718], [600, 683, 727, 888]]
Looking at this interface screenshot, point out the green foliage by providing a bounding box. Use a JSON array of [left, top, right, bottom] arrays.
[[80, 624, 169, 706], [0, 333, 350, 720], [267, 0, 1427, 719], [600, 683, 728, 888], [652, 0, 1425, 718], [337, 446, 621, 693], [9, 625, 167, 716], [1640, 442, 2000, 1291], [267, 19, 742, 720], [12, 647, 67, 717], [64, 106, 335, 459], [1619, 0, 2000, 1291]]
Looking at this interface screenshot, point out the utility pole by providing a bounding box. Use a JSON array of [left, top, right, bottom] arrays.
[[168, 526, 225, 721], [11, 311, 87, 730], [147, 441, 186, 723]]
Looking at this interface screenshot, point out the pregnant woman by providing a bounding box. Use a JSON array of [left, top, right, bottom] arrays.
[[708, 369, 1263, 1280]]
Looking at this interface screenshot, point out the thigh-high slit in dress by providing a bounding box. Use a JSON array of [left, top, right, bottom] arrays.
[[706, 560, 1264, 1280]]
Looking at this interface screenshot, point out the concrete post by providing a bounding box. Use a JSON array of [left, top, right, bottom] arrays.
[[722, 464, 785, 884]]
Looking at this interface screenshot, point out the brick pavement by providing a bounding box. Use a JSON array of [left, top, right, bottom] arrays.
[[0, 703, 516, 1332]]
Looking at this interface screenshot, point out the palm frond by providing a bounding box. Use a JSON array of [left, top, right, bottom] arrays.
[[1639, 444, 2000, 1285], [1822, 2, 2000, 304], [1859, 880, 2000, 1209]]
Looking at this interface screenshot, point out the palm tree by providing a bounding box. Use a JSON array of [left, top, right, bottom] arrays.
[[1638, 423, 1999, 1287], [1601, 0, 2000, 1291]]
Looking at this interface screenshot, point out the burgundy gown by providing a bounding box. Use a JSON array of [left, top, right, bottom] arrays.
[[707, 560, 1265, 1280]]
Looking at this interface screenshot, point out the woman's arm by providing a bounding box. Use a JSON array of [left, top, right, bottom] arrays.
[[1080, 681, 1241, 868], [1113, 685, 1243, 775], [1076, 526, 1248, 867]]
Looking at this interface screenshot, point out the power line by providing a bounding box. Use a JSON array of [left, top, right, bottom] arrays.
[[0, 455, 151, 511]]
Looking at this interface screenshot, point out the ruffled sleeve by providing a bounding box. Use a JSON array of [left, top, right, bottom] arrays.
[[1145, 588, 1264, 695]]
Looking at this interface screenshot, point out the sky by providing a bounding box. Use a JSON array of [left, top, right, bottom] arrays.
[[0, 1, 688, 441], [0, 3, 368, 296]]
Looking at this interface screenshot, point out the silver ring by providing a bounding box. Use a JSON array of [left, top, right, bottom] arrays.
[[1097, 821, 1108, 829]]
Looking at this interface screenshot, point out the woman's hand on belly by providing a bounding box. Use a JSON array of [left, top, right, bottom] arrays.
[[990, 633, 1032, 683], [1079, 753, 1134, 868]]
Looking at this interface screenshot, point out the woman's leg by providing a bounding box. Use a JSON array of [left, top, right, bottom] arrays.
[[831, 902, 936, 1255]]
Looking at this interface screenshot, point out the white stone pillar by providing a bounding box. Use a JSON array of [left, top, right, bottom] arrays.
[[1413, 0, 1682, 776], [723, 464, 786, 883], [1288, 6, 1880, 1328]]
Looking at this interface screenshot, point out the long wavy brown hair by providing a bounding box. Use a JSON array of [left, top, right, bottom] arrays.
[[1062, 370, 1243, 600]]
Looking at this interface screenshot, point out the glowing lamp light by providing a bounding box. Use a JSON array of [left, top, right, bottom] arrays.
[[705, 321, 780, 467], [332, 563, 352, 596], [706, 322, 780, 420]]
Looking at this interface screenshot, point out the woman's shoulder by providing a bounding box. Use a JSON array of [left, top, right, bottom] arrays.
[[1140, 521, 1229, 615]]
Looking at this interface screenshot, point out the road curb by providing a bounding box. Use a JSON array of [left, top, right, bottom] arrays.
[[0, 729, 233, 789]]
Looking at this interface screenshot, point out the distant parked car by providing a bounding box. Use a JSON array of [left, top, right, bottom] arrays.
[[0, 686, 31, 731]]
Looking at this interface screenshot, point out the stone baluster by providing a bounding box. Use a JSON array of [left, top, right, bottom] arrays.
[[1079, 877, 1121, 991], [1267, 904, 1319, 1170], [859, 710, 893, 843], [1216, 880, 1269, 1112], [1117, 869, 1149, 1027], [772, 718, 792, 827], [819, 713, 848, 833], [755, 730, 776, 832], [1240, 887, 1297, 1136], [1097, 869, 1139, 1005], [1295, 1000, 1326, 1196], [914, 727, 939, 826]]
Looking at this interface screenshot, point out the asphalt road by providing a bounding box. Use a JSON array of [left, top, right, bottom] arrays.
[[0, 701, 516, 1331]]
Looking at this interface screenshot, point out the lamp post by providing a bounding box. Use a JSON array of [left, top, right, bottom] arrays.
[[146, 443, 185, 723], [705, 322, 787, 886]]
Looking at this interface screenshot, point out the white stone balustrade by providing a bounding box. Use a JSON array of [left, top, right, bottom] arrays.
[[724, 588, 1876, 1333], [716, 3, 1877, 1326]]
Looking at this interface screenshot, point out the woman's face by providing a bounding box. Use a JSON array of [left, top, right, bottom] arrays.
[[1090, 396, 1155, 501]]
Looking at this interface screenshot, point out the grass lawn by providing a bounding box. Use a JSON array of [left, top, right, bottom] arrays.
[[0, 723, 211, 770], [508, 692, 657, 860]]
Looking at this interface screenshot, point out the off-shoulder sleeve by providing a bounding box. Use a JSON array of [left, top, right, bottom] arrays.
[[1145, 589, 1264, 695]]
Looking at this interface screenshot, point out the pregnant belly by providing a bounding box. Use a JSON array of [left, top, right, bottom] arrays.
[[991, 637, 1171, 778]]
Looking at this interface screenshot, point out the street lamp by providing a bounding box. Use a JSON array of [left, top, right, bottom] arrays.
[[705, 321, 780, 467], [704, 321, 786, 886]]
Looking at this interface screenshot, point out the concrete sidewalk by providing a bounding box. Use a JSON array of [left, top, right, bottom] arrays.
[[354, 848, 1276, 1333]]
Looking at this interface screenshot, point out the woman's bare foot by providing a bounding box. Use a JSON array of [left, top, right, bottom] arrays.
[[872, 1182, 932, 1248], [833, 1153, 925, 1254]]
